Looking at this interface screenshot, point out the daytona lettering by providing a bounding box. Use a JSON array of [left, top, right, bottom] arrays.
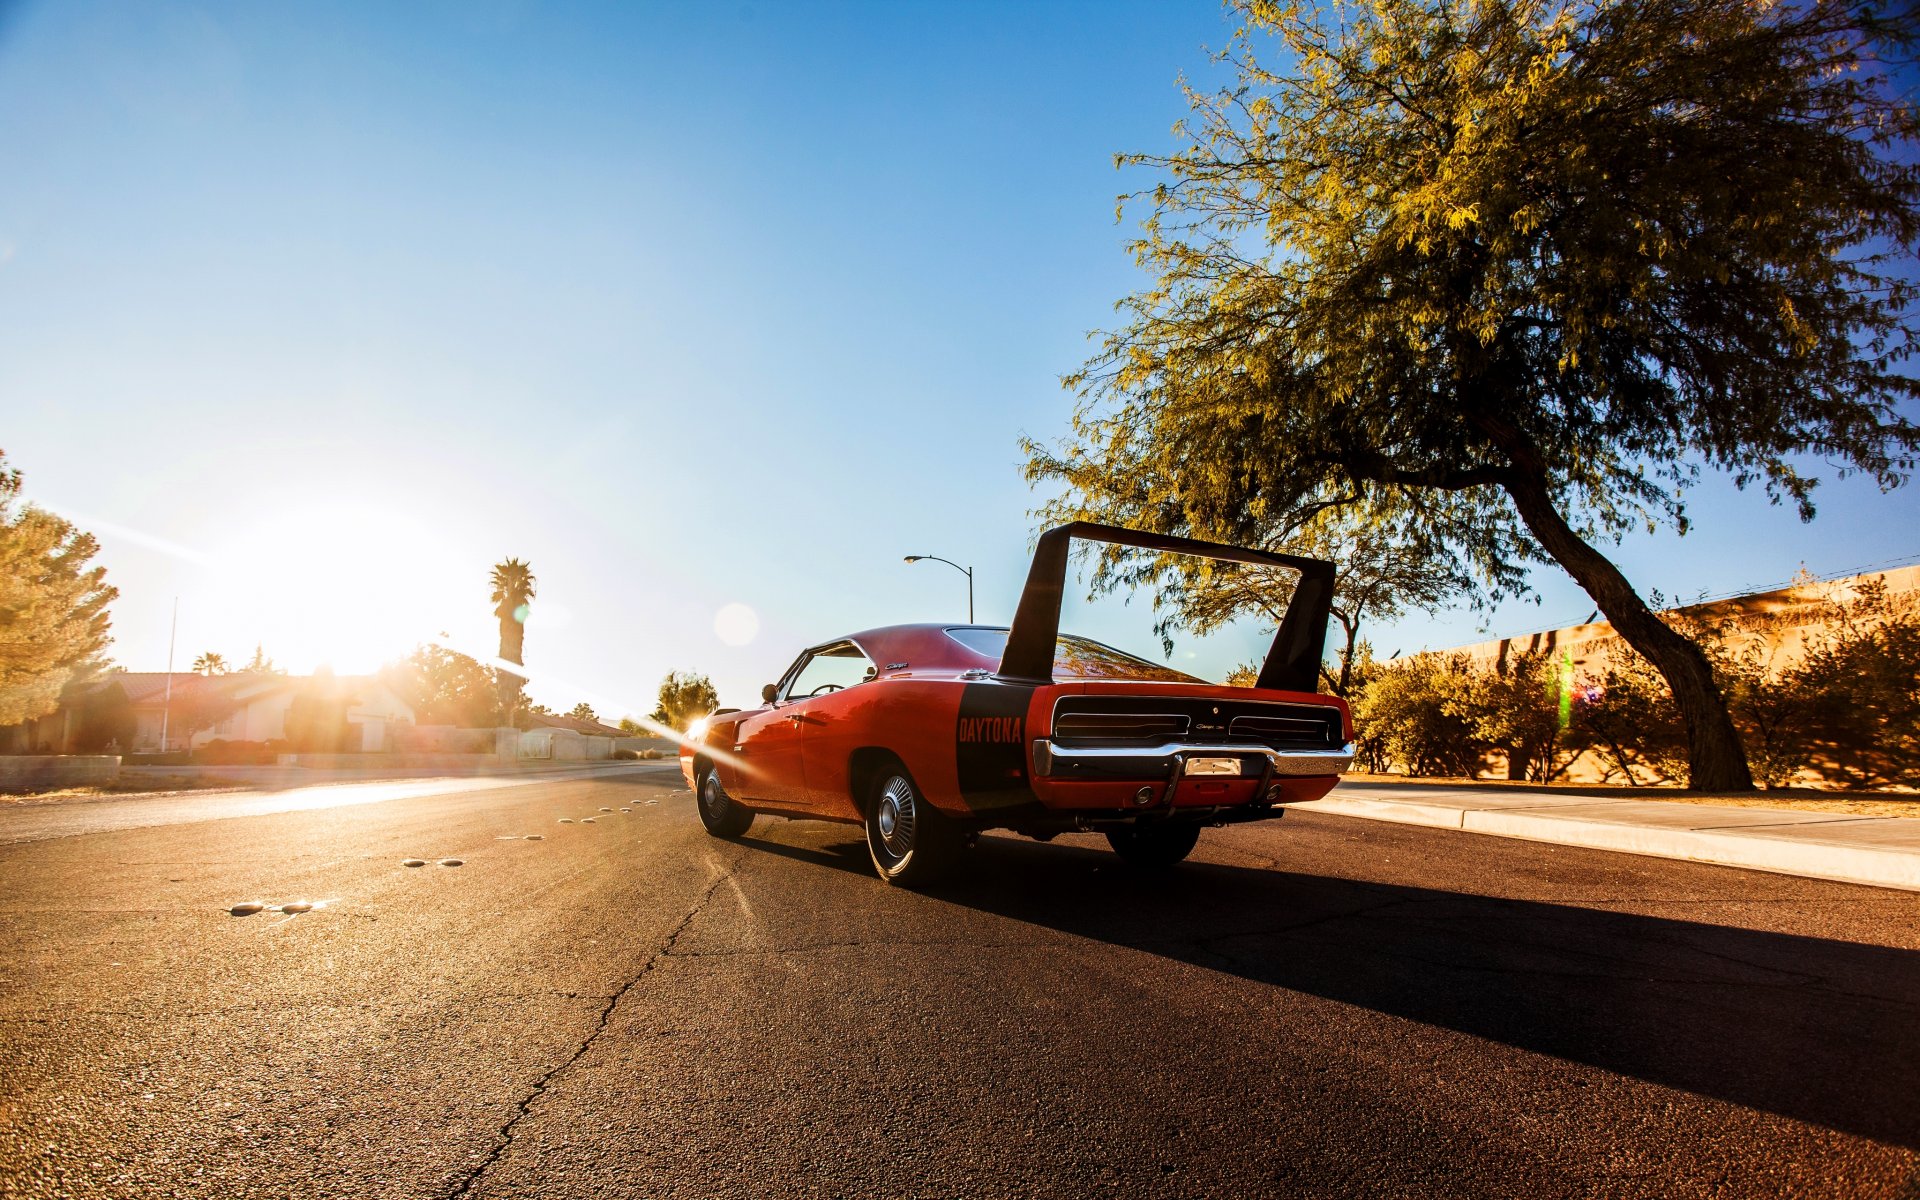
[[957, 716, 1024, 744]]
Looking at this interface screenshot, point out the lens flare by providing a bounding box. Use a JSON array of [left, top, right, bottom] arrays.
[[427, 637, 745, 771], [714, 603, 759, 646]]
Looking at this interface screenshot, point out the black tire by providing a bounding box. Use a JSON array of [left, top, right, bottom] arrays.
[[1105, 822, 1202, 868], [696, 765, 753, 839], [864, 766, 958, 887]]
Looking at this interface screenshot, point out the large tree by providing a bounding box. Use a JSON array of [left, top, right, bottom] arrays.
[[1032, 0, 1920, 790], [0, 451, 118, 726], [382, 644, 503, 727], [650, 670, 719, 732], [488, 558, 537, 718]]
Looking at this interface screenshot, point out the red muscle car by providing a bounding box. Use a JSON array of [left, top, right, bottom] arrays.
[[680, 522, 1353, 885]]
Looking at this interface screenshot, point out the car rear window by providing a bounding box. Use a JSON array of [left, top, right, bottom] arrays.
[[944, 628, 1204, 683]]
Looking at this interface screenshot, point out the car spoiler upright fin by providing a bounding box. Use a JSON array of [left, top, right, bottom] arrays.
[[998, 521, 1335, 693]]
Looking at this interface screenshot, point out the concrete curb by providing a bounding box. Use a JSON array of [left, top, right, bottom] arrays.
[[1287, 794, 1920, 893]]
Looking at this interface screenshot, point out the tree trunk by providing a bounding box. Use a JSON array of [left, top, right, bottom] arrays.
[[495, 607, 526, 721], [1499, 472, 1755, 792], [1334, 608, 1359, 696]]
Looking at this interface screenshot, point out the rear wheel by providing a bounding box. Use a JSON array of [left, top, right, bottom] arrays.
[[697, 766, 753, 839], [865, 767, 958, 887], [1106, 822, 1201, 868]]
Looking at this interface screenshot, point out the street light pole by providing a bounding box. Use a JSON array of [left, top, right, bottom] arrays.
[[903, 554, 974, 623]]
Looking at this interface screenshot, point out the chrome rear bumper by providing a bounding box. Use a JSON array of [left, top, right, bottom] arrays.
[[1031, 739, 1354, 780]]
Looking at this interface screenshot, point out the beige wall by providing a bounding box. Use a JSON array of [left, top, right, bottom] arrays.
[[1446, 564, 1920, 677]]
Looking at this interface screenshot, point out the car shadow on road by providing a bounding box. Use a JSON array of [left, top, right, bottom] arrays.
[[738, 827, 1920, 1149]]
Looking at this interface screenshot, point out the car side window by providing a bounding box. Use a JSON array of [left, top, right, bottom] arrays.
[[784, 641, 875, 699]]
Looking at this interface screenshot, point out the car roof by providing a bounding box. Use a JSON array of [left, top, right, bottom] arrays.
[[841, 623, 1003, 670]]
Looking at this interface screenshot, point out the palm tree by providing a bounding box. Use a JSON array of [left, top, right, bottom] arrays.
[[192, 652, 228, 676], [489, 558, 537, 719]]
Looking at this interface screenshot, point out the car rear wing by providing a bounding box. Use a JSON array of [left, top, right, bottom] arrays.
[[998, 521, 1335, 693]]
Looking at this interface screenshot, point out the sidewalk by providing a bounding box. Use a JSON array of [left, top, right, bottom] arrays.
[[1290, 780, 1920, 892]]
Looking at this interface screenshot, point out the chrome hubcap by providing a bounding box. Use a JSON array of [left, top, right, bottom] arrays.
[[875, 776, 916, 859], [702, 775, 720, 815]]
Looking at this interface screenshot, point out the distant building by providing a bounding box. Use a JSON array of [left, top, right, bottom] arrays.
[[0, 671, 415, 755], [521, 711, 625, 738]]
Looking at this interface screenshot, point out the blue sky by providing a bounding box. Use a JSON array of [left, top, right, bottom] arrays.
[[4, 1, 1917, 717]]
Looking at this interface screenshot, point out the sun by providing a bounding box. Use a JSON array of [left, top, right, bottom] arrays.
[[199, 502, 477, 675]]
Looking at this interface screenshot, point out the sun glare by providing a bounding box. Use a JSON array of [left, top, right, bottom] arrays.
[[201, 502, 474, 675]]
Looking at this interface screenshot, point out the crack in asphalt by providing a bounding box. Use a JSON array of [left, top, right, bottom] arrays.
[[442, 849, 743, 1200]]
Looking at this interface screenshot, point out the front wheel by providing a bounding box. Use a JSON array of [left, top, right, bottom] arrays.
[[865, 768, 958, 887], [697, 766, 753, 839], [1105, 823, 1201, 868]]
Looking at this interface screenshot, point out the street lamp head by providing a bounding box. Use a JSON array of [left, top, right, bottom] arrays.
[[903, 553, 973, 622]]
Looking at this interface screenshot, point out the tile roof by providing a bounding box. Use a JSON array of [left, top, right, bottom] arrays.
[[98, 672, 298, 705], [526, 712, 625, 737]]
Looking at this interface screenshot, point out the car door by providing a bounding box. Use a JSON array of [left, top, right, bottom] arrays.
[[735, 640, 878, 813], [793, 640, 878, 821], [728, 653, 812, 806]]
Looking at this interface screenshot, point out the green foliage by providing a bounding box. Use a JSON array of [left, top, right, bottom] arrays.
[[1352, 580, 1920, 788], [1027, 0, 1920, 788], [1350, 651, 1490, 777], [192, 652, 228, 676], [651, 670, 719, 732], [382, 644, 505, 728], [1776, 580, 1920, 789], [1670, 601, 1815, 787], [1455, 650, 1585, 783], [489, 558, 537, 639], [237, 643, 282, 675], [1574, 651, 1687, 785], [568, 702, 598, 722], [0, 451, 118, 726]]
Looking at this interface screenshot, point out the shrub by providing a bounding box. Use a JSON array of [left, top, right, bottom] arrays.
[[1350, 578, 1919, 788], [1789, 580, 1920, 789], [1573, 651, 1688, 786], [1454, 650, 1587, 783], [1350, 652, 1490, 777]]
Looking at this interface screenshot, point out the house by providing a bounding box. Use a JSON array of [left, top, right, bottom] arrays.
[[514, 711, 625, 761], [522, 711, 626, 738], [0, 671, 416, 755]]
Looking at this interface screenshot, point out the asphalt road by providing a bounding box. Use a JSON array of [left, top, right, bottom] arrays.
[[3, 766, 1917, 1199]]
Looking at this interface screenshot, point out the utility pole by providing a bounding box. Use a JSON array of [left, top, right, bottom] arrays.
[[160, 598, 177, 753]]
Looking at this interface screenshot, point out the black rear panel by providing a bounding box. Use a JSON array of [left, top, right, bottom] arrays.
[[956, 681, 1038, 812], [1050, 694, 1342, 751], [1050, 711, 1192, 743]]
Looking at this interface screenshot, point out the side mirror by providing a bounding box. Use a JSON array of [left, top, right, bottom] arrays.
[[762, 683, 778, 704]]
